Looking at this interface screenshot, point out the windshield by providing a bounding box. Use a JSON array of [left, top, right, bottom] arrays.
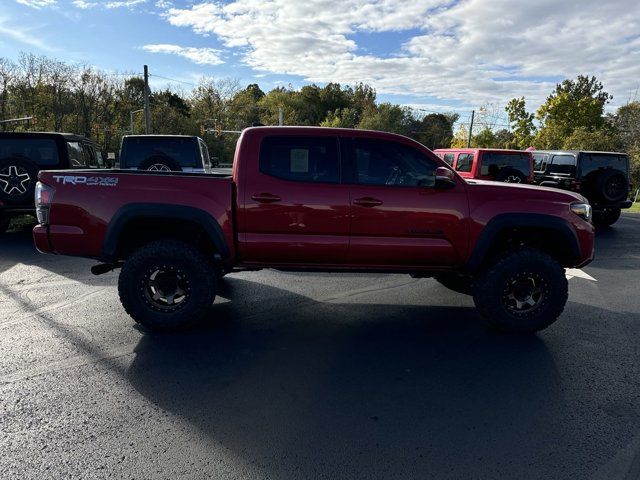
[[0, 138, 60, 166], [480, 152, 530, 175], [122, 137, 199, 168]]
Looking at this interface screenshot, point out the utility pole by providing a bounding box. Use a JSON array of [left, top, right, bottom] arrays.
[[143, 65, 151, 134], [467, 109, 474, 148], [278, 107, 283, 126]]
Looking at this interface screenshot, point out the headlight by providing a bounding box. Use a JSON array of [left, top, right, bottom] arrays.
[[571, 202, 592, 222]]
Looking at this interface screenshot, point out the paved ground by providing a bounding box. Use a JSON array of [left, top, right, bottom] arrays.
[[1, 215, 640, 479]]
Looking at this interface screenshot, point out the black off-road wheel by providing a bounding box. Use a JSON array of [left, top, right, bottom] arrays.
[[593, 208, 621, 228], [434, 273, 473, 295], [594, 170, 628, 203], [472, 248, 568, 334], [118, 240, 217, 330]]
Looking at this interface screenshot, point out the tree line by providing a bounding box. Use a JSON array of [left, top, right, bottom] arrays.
[[0, 53, 458, 164], [0, 53, 638, 187]]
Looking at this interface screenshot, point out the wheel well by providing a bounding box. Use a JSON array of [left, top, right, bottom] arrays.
[[482, 226, 577, 268], [114, 216, 219, 260]]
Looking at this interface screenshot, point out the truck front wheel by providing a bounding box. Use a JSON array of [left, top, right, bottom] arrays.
[[118, 240, 217, 330], [472, 248, 567, 333]]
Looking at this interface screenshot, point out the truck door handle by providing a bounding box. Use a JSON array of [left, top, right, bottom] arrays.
[[353, 197, 383, 207], [251, 193, 281, 204]]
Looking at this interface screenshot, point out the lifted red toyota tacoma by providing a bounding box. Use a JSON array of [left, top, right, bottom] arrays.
[[33, 127, 595, 333]]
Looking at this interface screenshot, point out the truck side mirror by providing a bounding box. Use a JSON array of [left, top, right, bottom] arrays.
[[435, 166, 456, 189]]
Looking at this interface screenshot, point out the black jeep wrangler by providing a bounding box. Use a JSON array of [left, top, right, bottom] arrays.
[[532, 150, 632, 227], [0, 132, 104, 233]]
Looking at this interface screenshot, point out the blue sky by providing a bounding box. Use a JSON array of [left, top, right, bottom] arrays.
[[1, 0, 639, 118]]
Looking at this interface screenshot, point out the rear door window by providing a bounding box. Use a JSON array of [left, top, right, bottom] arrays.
[[549, 154, 577, 175], [0, 138, 60, 166], [83, 144, 97, 168], [260, 136, 340, 183], [67, 142, 86, 167], [443, 153, 455, 166], [455, 153, 474, 173], [533, 153, 549, 172], [350, 139, 436, 187]]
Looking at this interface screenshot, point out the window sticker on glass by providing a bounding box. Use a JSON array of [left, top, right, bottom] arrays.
[[290, 149, 309, 173]]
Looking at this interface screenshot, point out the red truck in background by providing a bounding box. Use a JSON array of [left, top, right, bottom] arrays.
[[33, 127, 595, 333], [433, 148, 535, 184]]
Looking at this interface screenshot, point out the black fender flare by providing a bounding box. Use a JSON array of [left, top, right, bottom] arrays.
[[101, 203, 230, 261], [465, 213, 581, 271]]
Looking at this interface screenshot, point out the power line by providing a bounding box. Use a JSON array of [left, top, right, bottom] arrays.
[[148, 73, 198, 87]]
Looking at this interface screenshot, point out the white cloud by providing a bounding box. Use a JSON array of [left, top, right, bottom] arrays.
[[142, 44, 224, 65], [162, 0, 640, 109], [15, 0, 56, 8]]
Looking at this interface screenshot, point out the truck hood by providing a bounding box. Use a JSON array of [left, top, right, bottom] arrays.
[[465, 179, 588, 204]]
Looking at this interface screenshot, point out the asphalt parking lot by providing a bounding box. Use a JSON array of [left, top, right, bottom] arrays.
[[1, 214, 640, 479]]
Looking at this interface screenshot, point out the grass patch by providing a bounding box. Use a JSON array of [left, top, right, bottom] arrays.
[[627, 203, 640, 214]]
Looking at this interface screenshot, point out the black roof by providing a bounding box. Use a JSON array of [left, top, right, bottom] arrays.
[[0, 131, 99, 146], [533, 149, 627, 156]]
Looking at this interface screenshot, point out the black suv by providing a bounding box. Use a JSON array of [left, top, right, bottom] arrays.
[[532, 150, 632, 227], [0, 132, 104, 233]]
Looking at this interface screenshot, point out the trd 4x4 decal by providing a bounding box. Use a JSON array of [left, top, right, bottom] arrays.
[[52, 175, 118, 187]]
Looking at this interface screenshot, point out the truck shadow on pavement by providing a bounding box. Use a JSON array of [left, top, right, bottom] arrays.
[[125, 276, 572, 479], [0, 229, 114, 286]]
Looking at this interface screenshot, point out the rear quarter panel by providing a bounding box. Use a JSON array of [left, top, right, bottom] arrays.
[[38, 170, 234, 260]]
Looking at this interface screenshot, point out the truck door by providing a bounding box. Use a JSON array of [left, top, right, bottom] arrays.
[[239, 134, 350, 264], [344, 137, 469, 267]]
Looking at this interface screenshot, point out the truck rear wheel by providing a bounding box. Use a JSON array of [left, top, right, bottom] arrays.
[[472, 248, 567, 333], [118, 240, 217, 330]]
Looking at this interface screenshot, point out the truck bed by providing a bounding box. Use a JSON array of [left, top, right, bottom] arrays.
[[34, 169, 235, 260]]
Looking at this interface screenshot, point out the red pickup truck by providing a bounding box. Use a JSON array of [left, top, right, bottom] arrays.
[[33, 127, 595, 333]]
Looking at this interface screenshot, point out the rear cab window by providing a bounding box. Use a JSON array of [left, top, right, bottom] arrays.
[[259, 136, 340, 183]]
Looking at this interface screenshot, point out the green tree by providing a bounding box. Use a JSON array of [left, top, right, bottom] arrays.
[[505, 97, 535, 148], [561, 126, 620, 151], [357, 103, 413, 135], [321, 107, 358, 128], [473, 127, 498, 148], [535, 75, 612, 149], [410, 113, 458, 149]]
